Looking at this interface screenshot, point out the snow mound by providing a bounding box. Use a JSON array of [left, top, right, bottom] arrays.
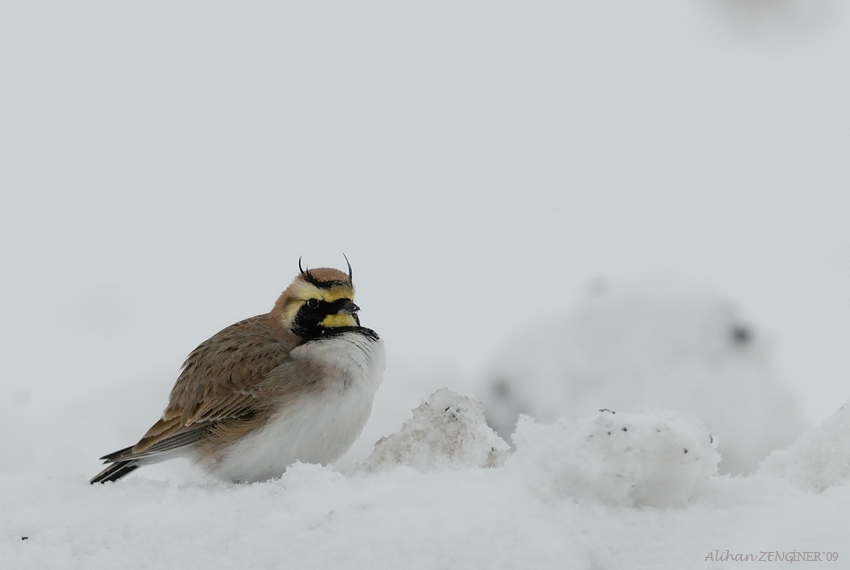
[[509, 408, 720, 508], [359, 388, 510, 472], [758, 401, 850, 492], [479, 281, 805, 475]]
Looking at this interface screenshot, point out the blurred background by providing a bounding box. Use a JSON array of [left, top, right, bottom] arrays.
[[2, 0, 849, 479]]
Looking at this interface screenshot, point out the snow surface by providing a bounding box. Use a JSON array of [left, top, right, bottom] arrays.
[[478, 282, 806, 475], [4, 396, 850, 570], [759, 401, 850, 493]]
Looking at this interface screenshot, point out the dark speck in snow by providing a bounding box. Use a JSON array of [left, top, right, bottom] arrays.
[[730, 325, 751, 345]]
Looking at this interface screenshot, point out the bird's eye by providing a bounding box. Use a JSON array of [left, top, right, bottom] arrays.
[[306, 298, 320, 309]]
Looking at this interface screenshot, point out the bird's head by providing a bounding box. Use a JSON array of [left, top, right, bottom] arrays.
[[273, 258, 360, 338]]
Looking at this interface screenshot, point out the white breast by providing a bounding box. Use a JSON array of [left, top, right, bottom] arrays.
[[210, 331, 386, 483]]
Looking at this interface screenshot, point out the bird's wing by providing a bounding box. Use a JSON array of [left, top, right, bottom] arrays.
[[102, 315, 298, 463]]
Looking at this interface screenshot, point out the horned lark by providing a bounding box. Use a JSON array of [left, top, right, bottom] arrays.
[[91, 259, 385, 484]]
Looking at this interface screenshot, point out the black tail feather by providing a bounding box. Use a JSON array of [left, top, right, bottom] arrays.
[[90, 459, 140, 484]]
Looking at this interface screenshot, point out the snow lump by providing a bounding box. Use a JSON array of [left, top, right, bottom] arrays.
[[509, 408, 720, 508], [358, 388, 510, 472], [758, 401, 850, 493], [479, 281, 805, 475]]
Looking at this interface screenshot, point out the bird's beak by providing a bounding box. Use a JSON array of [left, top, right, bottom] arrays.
[[339, 300, 360, 314]]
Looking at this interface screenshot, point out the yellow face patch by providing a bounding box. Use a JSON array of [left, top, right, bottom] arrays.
[[321, 313, 358, 328], [280, 279, 356, 329]]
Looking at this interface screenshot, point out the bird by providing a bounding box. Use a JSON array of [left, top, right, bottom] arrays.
[[91, 258, 385, 484]]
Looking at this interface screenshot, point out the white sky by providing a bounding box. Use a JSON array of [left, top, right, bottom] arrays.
[[2, 1, 849, 428]]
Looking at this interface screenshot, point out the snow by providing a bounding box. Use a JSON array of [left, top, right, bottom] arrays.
[[3, 0, 850, 567], [510, 408, 719, 508], [478, 282, 806, 475], [3, 399, 850, 569], [759, 402, 850, 493], [359, 388, 509, 472]]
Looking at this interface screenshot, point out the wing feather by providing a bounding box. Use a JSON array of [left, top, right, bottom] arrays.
[[101, 315, 299, 466]]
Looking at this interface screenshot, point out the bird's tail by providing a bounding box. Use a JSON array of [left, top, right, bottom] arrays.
[[90, 446, 140, 484], [90, 461, 141, 484]]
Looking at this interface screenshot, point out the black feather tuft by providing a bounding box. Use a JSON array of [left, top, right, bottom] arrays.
[[298, 257, 321, 287], [343, 253, 353, 282]]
